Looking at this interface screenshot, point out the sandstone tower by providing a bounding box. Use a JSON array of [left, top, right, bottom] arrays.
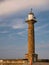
[[25, 9, 38, 62]]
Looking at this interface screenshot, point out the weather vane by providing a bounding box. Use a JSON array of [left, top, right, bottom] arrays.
[[31, 8, 32, 13]]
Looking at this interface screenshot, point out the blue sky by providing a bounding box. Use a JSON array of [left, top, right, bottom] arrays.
[[0, 0, 49, 59]]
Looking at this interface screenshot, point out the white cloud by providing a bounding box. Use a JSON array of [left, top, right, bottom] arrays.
[[11, 19, 27, 29], [12, 23, 27, 29], [17, 31, 25, 35], [17, 30, 27, 37], [0, 18, 27, 29], [0, 0, 49, 15]]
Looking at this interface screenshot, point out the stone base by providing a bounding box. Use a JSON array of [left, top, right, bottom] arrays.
[[25, 53, 38, 62], [33, 53, 38, 62]]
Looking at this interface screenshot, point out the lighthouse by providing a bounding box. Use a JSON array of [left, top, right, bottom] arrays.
[[25, 9, 38, 62]]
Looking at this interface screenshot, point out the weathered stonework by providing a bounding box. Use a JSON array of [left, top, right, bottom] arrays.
[[28, 22, 35, 61], [28, 23, 35, 54]]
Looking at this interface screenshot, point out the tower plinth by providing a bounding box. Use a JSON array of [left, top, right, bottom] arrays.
[[25, 9, 38, 62]]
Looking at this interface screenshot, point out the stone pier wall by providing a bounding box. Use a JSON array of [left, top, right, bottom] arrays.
[[0, 59, 28, 65], [0, 59, 49, 65]]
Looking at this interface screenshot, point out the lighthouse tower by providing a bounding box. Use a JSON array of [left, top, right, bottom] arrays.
[[25, 9, 38, 62]]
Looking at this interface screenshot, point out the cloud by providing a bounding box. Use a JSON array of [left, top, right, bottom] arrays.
[[44, 30, 49, 34], [0, 30, 9, 33], [17, 31, 25, 35], [0, 0, 49, 15], [17, 30, 27, 37], [35, 23, 49, 31], [12, 23, 27, 29], [0, 17, 27, 29], [0, 0, 5, 2]]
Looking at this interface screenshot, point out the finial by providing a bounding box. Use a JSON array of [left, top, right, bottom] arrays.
[[29, 8, 33, 14], [31, 8, 32, 13]]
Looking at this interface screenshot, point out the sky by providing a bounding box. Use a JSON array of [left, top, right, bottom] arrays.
[[0, 0, 49, 59]]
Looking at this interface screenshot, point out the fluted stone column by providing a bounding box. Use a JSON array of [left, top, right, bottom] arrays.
[[28, 22, 35, 54], [28, 22, 35, 61]]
